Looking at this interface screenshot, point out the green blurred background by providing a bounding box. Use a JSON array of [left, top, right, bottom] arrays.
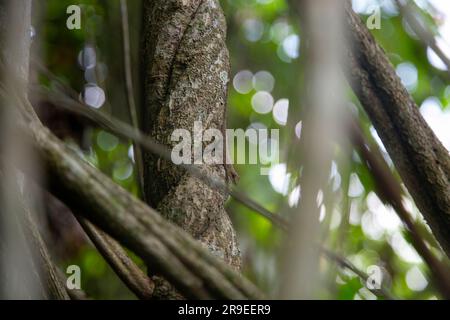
[[34, 0, 450, 299]]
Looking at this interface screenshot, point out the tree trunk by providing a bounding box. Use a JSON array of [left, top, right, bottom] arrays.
[[0, 0, 69, 299], [141, 0, 241, 296]]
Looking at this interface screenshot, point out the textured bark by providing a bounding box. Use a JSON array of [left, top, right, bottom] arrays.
[[345, 4, 450, 257], [141, 0, 240, 281]]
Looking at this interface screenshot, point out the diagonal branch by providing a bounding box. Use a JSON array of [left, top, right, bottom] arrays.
[[320, 247, 396, 300], [343, 2, 450, 259], [76, 217, 155, 300]]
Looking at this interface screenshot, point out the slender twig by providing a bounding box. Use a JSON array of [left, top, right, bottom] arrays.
[[119, 0, 145, 196], [321, 248, 396, 300]]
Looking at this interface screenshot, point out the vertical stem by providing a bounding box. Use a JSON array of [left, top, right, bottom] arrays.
[[280, 0, 346, 299], [120, 0, 145, 196], [0, 0, 43, 299]]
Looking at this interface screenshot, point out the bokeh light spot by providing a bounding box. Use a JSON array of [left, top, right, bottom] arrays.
[[251, 91, 274, 114]]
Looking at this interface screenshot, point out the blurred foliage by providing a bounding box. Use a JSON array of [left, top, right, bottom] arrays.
[[37, 0, 449, 299]]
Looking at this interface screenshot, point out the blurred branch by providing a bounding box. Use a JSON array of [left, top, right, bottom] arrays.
[[287, 3, 450, 280], [119, 0, 145, 197], [287, 0, 450, 299], [0, 167, 69, 299], [344, 2, 450, 262], [76, 217, 155, 300], [349, 117, 450, 298], [395, 0, 450, 77], [320, 248, 396, 300], [279, 0, 346, 299], [0, 0, 62, 299]]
